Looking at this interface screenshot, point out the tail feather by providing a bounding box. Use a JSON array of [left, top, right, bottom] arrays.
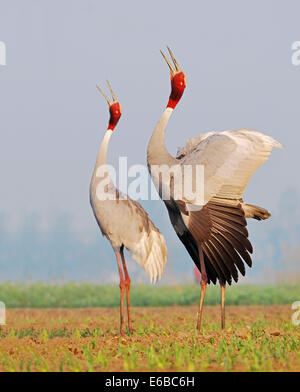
[[242, 203, 271, 220], [129, 229, 167, 284]]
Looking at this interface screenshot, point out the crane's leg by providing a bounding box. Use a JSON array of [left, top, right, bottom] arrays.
[[115, 251, 125, 335], [120, 248, 133, 334], [197, 246, 208, 332], [221, 283, 226, 330]]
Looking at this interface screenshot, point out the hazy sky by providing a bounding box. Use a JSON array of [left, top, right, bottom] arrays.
[[0, 1, 299, 239]]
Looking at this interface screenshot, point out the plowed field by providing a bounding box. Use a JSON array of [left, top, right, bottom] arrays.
[[0, 305, 299, 372]]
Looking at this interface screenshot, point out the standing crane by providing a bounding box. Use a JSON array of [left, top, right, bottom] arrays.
[[147, 47, 282, 330], [90, 81, 167, 335]]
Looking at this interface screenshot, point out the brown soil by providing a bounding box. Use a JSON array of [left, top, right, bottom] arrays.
[[0, 305, 299, 372]]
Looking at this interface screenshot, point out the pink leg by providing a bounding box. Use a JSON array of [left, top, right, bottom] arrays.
[[120, 248, 132, 334], [197, 246, 208, 332], [115, 251, 125, 335], [221, 284, 226, 330]]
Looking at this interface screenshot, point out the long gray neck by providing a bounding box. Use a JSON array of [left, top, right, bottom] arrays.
[[147, 108, 177, 167], [91, 129, 113, 188]]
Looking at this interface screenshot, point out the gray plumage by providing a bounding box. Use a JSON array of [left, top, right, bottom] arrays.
[[90, 121, 167, 284]]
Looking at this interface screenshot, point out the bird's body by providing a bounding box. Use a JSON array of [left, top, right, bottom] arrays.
[[90, 159, 166, 283], [147, 48, 282, 329], [90, 82, 166, 334]]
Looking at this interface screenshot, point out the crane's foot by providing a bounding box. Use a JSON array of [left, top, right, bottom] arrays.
[[119, 312, 125, 335], [126, 326, 133, 335], [127, 316, 133, 335]]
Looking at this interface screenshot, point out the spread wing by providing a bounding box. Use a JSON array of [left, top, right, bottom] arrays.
[[177, 129, 282, 206], [178, 197, 253, 284], [159, 128, 281, 284]]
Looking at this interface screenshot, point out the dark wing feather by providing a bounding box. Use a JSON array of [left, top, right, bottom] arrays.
[[209, 236, 239, 282], [163, 198, 217, 284], [212, 231, 246, 275], [201, 242, 228, 284], [184, 198, 252, 285], [162, 196, 252, 285]]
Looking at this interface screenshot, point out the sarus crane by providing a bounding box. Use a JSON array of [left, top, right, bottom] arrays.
[[90, 81, 167, 335], [147, 47, 282, 330]]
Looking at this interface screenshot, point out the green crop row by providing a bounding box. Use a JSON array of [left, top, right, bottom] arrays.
[[0, 283, 299, 308]]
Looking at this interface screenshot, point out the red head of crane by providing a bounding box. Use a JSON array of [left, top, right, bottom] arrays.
[[160, 48, 186, 109]]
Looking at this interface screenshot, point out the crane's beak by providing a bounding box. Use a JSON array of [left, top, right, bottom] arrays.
[[96, 84, 111, 106], [96, 80, 118, 106], [160, 46, 182, 76]]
